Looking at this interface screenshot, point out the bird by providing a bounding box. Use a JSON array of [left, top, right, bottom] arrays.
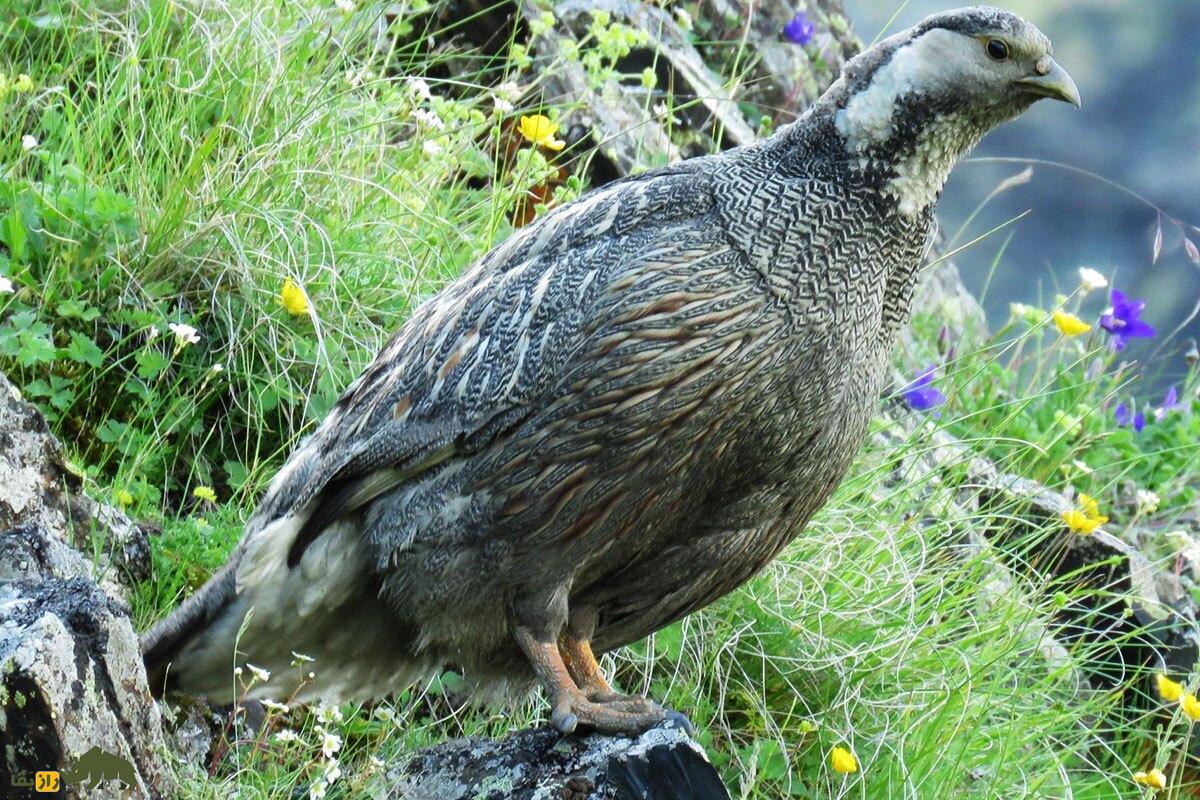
[[143, 6, 1079, 735]]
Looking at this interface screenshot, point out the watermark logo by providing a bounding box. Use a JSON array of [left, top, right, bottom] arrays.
[[11, 746, 136, 794]]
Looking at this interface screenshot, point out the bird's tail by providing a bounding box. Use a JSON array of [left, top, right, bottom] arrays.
[[141, 513, 421, 703]]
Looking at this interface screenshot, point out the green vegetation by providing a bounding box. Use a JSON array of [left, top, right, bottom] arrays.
[[2, 2, 1198, 798]]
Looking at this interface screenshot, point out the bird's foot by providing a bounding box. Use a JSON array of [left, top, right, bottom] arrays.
[[550, 689, 667, 736]]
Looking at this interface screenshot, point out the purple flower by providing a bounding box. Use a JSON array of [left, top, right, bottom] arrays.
[[1115, 402, 1146, 434], [903, 366, 947, 412], [1099, 289, 1156, 351], [783, 12, 816, 45], [1154, 385, 1183, 422]]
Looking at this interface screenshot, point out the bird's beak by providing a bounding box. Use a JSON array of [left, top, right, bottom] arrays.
[[1017, 57, 1081, 107]]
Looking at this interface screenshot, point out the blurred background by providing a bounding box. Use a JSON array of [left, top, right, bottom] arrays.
[[846, 0, 1200, 379]]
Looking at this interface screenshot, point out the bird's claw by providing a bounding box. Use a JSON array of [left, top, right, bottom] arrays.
[[550, 690, 668, 736]]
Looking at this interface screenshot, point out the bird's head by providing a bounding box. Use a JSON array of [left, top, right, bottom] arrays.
[[823, 6, 1079, 216]]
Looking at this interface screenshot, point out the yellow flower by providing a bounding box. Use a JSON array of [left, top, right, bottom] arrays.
[[116, 490, 134, 508], [1157, 673, 1184, 703], [14, 74, 33, 93], [193, 485, 217, 503], [830, 746, 858, 775], [518, 114, 565, 151], [1182, 692, 1200, 721], [280, 278, 309, 316], [1062, 493, 1107, 535], [1052, 309, 1091, 337], [1133, 769, 1167, 790]]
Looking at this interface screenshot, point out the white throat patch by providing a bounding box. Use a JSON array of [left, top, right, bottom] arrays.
[[835, 29, 980, 216]]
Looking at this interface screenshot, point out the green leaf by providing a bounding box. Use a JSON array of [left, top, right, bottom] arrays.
[[66, 332, 103, 367]]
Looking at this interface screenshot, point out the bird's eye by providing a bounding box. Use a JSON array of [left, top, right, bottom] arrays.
[[985, 39, 1010, 61]]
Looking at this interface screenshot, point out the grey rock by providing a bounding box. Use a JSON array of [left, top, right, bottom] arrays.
[[0, 372, 151, 598], [0, 566, 172, 799], [390, 723, 729, 800]]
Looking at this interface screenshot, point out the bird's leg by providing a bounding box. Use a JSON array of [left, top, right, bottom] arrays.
[[513, 625, 666, 736], [558, 611, 657, 711]]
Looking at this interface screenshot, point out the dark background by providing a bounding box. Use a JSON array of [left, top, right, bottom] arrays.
[[845, 0, 1200, 377]]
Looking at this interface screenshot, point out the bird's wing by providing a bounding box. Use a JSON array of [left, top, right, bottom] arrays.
[[246, 162, 727, 564]]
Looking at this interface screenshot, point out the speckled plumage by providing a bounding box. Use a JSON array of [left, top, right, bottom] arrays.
[[145, 6, 1076, 729]]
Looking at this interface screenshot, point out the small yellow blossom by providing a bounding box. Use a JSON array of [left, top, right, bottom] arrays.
[[192, 485, 217, 503], [1062, 493, 1108, 535], [1133, 769, 1167, 790], [116, 490, 135, 508], [280, 278, 310, 316], [1157, 673, 1184, 702], [1182, 692, 1200, 721], [830, 746, 858, 774], [14, 74, 33, 93], [1052, 309, 1092, 337], [518, 114, 565, 151]]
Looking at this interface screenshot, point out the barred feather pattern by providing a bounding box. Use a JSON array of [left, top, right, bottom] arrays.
[[150, 6, 1063, 701]]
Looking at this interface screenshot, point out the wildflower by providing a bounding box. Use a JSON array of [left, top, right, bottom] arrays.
[[1154, 386, 1183, 423], [246, 663, 271, 682], [518, 114, 565, 151], [1183, 692, 1200, 721], [209, 362, 224, 375], [368, 755, 386, 771], [412, 108, 444, 130], [291, 651, 316, 665], [640, 67, 656, 89], [1100, 289, 1156, 351], [1133, 769, 1167, 790], [408, 78, 432, 101], [14, 74, 33, 93], [21, 135, 37, 151], [322, 760, 342, 785], [315, 703, 343, 725], [493, 95, 514, 114], [1136, 489, 1161, 515], [320, 729, 342, 759], [280, 278, 310, 316], [1115, 402, 1146, 434], [830, 746, 858, 774], [1052, 309, 1091, 337], [233, 666, 243, 676], [262, 699, 289, 713], [901, 365, 947, 412], [1156, 673, 1184, 702], [168, 322, 200, 349], [0, 276, 13, 294], [1077, 267, 1108, 293], [783, 12, 816, 45], [274, 729, 301, 743], [309, 781, 327, 800], [373, 706, 396, 722], [193, 485, 217, 503], [1062, 493, 1108, 535], [422, 139, 443, 157]]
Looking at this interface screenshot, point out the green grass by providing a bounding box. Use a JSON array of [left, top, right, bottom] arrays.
[[3, 1, 1200, 798]]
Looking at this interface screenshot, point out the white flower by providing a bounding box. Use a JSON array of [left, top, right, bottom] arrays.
[[411, 108, 444, 130], [368, 755, 386, 771], [322, 760, 342, 785], [0, 276, 13, 294], [168, 322, 200, 349], [21, 134, 37, 151], [233, 666, 243, 677], [320, 730, 342, 759], [334, 0, 354, 11], [210, 362, 224, 373], [274, 729, 301, 743], [246, 663, 270, 682], [422, 139, 443, 157], [495, 81, 521, 102], [492, 95, 514, 114], [315, 703, 343, 725], [1010, 302, 1028, 318], [1167, 530, 1200, 561], [308, 781, 327, 800], [1136, 489, 1161, 515], [373, 706, 395, 722], [408, 78, 432, 101], [1078, 267, 1108, 293], [262, 699, 289, 713], [291, 651, 315, 665]]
